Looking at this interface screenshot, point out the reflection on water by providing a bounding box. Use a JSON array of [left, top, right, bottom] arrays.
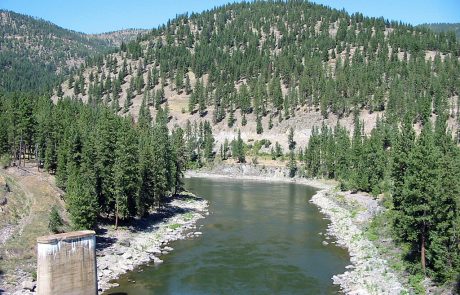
[[107, 177, 349, 295]]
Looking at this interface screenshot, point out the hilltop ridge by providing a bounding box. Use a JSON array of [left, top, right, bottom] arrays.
[[0, 10, 146, 92]]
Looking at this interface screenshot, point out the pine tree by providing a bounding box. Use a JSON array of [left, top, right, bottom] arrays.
[[287, 150, 297, 177], [137, 134, 155, 217], [138, 94, 152, 130], [171, 127, 187, 194], [288, 127, 295, 150], [228, 105, 235, 127], [241, 113, 247, 126], [66, 144, 99, 230], [113, 119, 139, 228], [203, 121, 215, 161], [185, 74, 191, 95], [256, 115, 263, 134], [232, 130, 245, 163], [151, 123, 170, 207], [400, 122, 441, 273]]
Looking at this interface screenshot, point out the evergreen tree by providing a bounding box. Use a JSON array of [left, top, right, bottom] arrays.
[[287, 150, 297, 177], [256, 115, 263, 134], [232, 130, 245, 163], [113, 119, 139, 228], [288, 127, 296, 150]]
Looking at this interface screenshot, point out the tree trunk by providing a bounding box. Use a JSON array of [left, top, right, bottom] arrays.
[[421, 233, 426, 274], [115, 205, 119, 230]]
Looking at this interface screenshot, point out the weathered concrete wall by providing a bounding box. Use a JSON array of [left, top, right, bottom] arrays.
[[37, 230, 97, 295]]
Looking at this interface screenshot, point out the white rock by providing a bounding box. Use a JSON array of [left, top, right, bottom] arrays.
[[122, 252, 132, 259], [22, 280, 36, 291]]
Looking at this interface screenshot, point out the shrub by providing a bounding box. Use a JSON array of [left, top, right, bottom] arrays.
[[0, 154, 11, 169]]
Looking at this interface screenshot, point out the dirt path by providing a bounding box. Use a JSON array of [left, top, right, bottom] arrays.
[[0, 164, 66, 293]]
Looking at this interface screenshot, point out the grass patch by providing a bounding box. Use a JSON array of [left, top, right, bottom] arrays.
[[169, 223, 181, 230], [183, 212, 194, 221], [408, 273, 426, 294]]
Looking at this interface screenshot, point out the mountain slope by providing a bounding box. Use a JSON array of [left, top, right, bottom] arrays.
[[0, 10, 146, 92], [90, 29, 149, 47], [53, 1, 460, 151], [419, 22, 460, 39]]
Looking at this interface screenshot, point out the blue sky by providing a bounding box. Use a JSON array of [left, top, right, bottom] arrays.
[[1, 0, 459, 34]]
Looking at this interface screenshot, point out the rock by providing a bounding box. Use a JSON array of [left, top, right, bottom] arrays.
[[0, 196, 7, 206], [22, 280, 36, 291], [98, 261, 109, 270], [122, 252, 132, 259], [163, 246, 173, 252], [138, 255, 150, 264], [119, 263, 131, 271], [194, 231, 202, 235], [322, 241, 329, 246], [119, 239, 131, 247], [145, 247, 161, 255], [114, 248, 126, 255]]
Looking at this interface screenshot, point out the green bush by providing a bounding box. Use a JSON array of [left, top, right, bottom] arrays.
[[0, 154, 11, 169]]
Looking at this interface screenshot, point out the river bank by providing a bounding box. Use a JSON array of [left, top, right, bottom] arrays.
[[97, 192, 208, 293], [187, 164, 407, 294], [310, 190, 406, 294], [185, 164, 335, 190]]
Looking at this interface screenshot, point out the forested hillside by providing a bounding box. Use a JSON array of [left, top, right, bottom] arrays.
[[90, 29, 149, 47], [53, 1, 460, 153], [0, 10, 144, 92], [420, 23, 460, 39]]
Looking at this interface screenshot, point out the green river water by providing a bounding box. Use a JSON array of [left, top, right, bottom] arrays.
[[107, 177, 349, 295]]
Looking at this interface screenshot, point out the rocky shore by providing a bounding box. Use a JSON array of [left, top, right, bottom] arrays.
[[311, 189, 406, 294], [96, 192, 208, 293]]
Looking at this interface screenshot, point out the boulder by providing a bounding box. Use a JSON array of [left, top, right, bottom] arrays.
[[114, 248, 126, 255], [145, 247, 161, 255], [122, 252, 132, 259], [22, 280, 36, 291], [119, 239, 131, 247]]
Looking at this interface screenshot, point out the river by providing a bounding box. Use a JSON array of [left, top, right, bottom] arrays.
[[106, 177, 350, 294]]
